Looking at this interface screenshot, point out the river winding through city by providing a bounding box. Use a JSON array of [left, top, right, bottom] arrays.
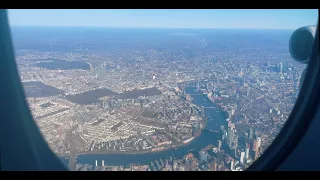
[[62, 86, 228, 166]]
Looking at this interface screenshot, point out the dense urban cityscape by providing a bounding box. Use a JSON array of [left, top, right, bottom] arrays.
[[11, 26, 305, 171]]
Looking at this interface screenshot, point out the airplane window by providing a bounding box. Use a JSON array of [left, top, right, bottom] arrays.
[[7, 9, 318, 171]]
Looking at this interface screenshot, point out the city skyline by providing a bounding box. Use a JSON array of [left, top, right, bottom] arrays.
[[8, 9, 318, 29], [12, 25, 306, 170]]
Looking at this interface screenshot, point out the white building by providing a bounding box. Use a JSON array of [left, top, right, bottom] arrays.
[[240, 152, 245, 164]]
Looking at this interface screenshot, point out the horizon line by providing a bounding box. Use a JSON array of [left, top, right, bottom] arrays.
[[9, 25, 297, 31]]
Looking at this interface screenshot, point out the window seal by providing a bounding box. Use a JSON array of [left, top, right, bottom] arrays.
[[247, 23, 319, 171]]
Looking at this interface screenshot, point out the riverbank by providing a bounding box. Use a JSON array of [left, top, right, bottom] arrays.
[[74, 131, 220, 166], [63, 85, 228, 166], [61, 132, 202, 158], [61, 91, 226, 159], [59, 136, 200, 159]]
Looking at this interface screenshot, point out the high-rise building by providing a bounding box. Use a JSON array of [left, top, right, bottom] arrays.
[[220, 125, 225, 141], [253, 140, 258, 152], [253, 137, 261, 152], [280, 62, 284, 74], [248, 128, 253, 140], [240, 152, 245, 164], [233, 134, 238, 149], [227, 124, 235, 147], [217, 140, 222, 151], [256, 137, 261, 148], [211, 158, 217, 171], [201, 106, 205, 117], [102, 160, 105, 167], [245, 147, 250, 160], [230, 160, 234, 171], [233, 147, 237, 158]]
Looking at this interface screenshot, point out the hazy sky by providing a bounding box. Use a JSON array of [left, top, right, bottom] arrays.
[[8, 9, 318, 29]]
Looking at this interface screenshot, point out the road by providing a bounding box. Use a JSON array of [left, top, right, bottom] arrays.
[[66, 125, 78, 171], [104, 108, 145, 141], [68, 149, 77, 171]]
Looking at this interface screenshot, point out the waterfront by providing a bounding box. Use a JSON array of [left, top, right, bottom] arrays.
[[65, 87, 161, 105], [34, 60, 90, 70], [23, 81, 65, 97], [71, 86, 228, 166]]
